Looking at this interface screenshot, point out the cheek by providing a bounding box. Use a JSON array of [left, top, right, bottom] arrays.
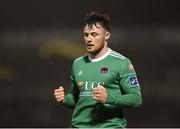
[[84, 37, 88, 43], [96, 37, 105, 44], [83, 37, 87, 41], [95, 36, 104, 42]]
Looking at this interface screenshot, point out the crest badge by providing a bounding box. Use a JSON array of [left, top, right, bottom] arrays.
[[100, 67, 109, 74]]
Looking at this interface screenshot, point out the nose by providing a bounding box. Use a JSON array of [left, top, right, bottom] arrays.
[[85, 36, 92, 43]]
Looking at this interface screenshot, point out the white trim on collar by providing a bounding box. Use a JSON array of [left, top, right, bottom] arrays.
[[88, 48, 111, 62]]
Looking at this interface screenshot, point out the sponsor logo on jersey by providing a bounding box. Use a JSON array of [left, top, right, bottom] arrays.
[[100, 67, 109, 74], [129, 76, 139, 87], [77, 81, 104, 96], [77, 81, 83, 89]]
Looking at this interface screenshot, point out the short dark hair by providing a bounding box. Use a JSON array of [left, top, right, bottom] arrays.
[[83, 11, 111, 32]]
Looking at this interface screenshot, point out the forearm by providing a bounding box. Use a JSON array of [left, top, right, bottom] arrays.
[[105, 92, 142, 108], [62, 93, 77, 109], [62, 76, 79, 108]]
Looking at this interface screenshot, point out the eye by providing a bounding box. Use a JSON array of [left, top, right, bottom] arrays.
[[91, 32, 97, 37], [84, 33, 88, 37]]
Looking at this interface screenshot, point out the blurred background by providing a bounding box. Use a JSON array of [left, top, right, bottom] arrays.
[[0, 0, 180, 127]]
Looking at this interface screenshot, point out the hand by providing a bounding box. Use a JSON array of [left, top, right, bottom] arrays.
[[54, 86, 65, 102], [93, 85, 107, 103]]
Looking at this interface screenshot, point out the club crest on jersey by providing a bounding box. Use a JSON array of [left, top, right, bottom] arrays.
[[77, 81, 83, 89], [128, 64, 134, 71], [100, 67, 109, 74], [129, 76, 139, 87]]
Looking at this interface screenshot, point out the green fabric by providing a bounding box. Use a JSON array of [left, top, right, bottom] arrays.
[[63, 49, 142, 128]]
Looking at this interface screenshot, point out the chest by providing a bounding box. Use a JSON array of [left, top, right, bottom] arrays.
[[74, 62, 119, 90]]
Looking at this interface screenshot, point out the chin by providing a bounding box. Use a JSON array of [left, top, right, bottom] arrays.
[[87, 51, 94, 54], [86, 47, 101, 55], [87, 50, 99, 55], [87, 49, 94, 53]]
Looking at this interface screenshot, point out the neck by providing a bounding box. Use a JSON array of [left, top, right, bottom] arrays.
[[89, 47, 109, 59]]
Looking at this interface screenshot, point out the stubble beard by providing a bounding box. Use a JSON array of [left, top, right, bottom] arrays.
[[87, 42, 105, 56]]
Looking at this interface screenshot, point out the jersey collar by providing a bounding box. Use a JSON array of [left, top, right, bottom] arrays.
[[88, 48, 111, 62]]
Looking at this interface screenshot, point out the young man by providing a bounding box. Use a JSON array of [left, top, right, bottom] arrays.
[[54, 11, 142, 128]]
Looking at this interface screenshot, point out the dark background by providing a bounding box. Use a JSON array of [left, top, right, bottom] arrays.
[[0, 0, 180, 127]]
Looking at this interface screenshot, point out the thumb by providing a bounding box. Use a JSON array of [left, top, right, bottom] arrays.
[[59, 86, 64, 90], [98, 85, 105, 89]]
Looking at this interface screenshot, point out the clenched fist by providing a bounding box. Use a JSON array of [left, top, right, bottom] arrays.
[[93, 85, 107, 103], [54, 86, 65, 102]]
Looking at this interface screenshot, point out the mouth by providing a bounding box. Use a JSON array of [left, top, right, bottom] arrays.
[[86, 44, 94, 47], [86, 43, 95, 49], [86, 44, 94, 50]]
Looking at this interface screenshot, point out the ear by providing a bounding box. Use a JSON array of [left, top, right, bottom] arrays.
[[105, 32, 110, 41]]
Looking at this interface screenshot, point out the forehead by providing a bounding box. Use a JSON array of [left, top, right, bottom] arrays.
[[83, 23, 106, 33]]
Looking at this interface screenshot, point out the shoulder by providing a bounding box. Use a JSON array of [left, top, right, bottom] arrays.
[[109, 49, 132, 66], [73, 54, 88, 64], [109, 50, 136, 75], [109, 49, 127, 61]]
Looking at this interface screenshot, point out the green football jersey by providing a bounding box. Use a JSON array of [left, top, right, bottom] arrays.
[[63, 48, 142, 128]]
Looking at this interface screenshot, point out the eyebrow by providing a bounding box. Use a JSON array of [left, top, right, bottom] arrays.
[[83, 31, 98, 34]]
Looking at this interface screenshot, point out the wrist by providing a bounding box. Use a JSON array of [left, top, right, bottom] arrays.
[[105, 90, 115, 104]]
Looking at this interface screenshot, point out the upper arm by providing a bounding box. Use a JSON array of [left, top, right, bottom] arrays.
[[119, 59, 141, 96]]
